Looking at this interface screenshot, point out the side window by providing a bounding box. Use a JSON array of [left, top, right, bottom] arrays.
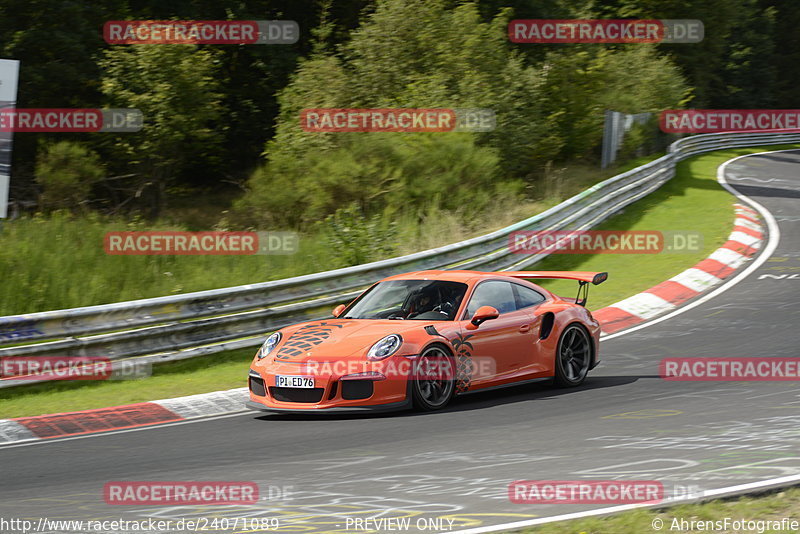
[[465, 281, 517, 317], [513, 284, 546, 310]]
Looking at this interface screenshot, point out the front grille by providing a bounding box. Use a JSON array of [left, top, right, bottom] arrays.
[[269, 387, 325, 403], [249, 376, 266, 397], [341, 380, 374, 400]]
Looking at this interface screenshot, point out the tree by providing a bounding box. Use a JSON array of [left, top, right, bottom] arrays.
[[535, 45, 689, 161], [767, 0, 800, 106], [99, 45, 224, 218], [235, 0, 553, 227], [583, 0, 779, 107], [0, 0, 127, 201], [35, 141, 105, 213]]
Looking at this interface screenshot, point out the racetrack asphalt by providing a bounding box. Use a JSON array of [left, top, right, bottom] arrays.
[[0, 150, 798, 534]]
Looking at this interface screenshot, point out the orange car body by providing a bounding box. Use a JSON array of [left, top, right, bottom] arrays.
[[247, 270, 604, 413]]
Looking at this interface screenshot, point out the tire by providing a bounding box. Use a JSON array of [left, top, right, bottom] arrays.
[[411, 344, 456, 411], [553, 324, 592, 387]]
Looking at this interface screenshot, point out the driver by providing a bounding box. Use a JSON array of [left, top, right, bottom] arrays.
[[408, 286, 440, 318]]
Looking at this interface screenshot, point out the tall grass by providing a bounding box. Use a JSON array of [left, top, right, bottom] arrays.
[[0, 155, 660, 316], [0, 213, 341, 315]]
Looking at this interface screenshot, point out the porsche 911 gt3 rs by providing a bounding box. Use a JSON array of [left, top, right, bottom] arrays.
[[246, 270, 607, 413]]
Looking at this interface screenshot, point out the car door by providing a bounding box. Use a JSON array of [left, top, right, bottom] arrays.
[[510, 282, 549, 376], [458, 280, 539, 386]]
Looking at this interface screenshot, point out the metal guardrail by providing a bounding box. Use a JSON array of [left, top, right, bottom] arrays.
[[2, 130, 799, 386]]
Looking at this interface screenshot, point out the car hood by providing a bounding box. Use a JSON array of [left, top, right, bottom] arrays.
[[272, 319, 430, 362]]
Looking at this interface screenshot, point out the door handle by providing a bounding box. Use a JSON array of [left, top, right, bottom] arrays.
[[519, 324, 531, 333]]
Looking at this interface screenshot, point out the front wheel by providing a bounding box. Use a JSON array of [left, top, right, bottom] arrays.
[[553, 324, 592, 387], [411, 344, 455, 411]]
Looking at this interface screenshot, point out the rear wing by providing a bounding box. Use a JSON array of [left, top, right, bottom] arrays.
[[502, 271, 608, 285], [499, 271, 608, 306]]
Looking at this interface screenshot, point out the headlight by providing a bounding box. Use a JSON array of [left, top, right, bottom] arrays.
[[367, 334, 403, 361], [258, 332, 282, 359]]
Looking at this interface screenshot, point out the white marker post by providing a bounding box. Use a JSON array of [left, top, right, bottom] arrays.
[[0, 58, 20, 219]]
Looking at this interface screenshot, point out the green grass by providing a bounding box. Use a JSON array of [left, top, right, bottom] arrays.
[[523, 486, 800, 533], [0, 213, 343, 316], [2, 146, 793, 418]]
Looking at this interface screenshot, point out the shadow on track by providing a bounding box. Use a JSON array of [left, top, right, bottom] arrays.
[[250, 374, 651, 422], [724, 183, 800, 199], [740, 152, 800, 166]]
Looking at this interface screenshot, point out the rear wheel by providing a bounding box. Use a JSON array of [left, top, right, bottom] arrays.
[[554, 324, 592, 387], [411, 344, 455, 411]]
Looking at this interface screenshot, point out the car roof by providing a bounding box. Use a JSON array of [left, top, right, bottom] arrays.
[[378, 270, 559, 301]]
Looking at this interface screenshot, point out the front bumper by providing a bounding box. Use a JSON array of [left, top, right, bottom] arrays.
[[245, 399, 410, 414], [247, 357, 412, 412]]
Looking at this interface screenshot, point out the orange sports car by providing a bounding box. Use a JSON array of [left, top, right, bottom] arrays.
[[246, 270, 607, 413]]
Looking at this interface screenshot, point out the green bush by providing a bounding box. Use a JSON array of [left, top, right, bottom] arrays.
[[233, 0, 690, 228], [34, 141, 105, 212], [537, 46, 690, 162], [233, 0, 547, 226], [233, 132, 513, 228]]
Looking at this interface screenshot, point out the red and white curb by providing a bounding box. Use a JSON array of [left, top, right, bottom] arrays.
[[0, 388, 248, 444], [0, 205, 765, 445], [593, 203, 763, 335]]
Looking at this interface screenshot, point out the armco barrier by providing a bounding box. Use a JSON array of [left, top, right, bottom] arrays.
[[2, 130, 799, 387]]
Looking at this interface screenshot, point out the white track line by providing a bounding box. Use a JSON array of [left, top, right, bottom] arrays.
[[602, 148, 792, 340], [446, 474, 800, 534]]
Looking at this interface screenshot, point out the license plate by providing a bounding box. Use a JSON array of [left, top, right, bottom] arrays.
[[276, 375, 314, 388]]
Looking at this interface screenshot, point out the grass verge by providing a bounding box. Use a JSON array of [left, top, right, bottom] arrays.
[[536, 145, 800, 309], [523, 486, 800, 533], [2, 145, 796, 418]]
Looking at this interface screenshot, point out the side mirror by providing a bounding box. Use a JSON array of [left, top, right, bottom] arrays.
[[332, 304, 347, 318], [469, 305, 499, 328]]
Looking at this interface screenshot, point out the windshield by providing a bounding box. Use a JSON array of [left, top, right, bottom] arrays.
[[344, 280, 468, 321]]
